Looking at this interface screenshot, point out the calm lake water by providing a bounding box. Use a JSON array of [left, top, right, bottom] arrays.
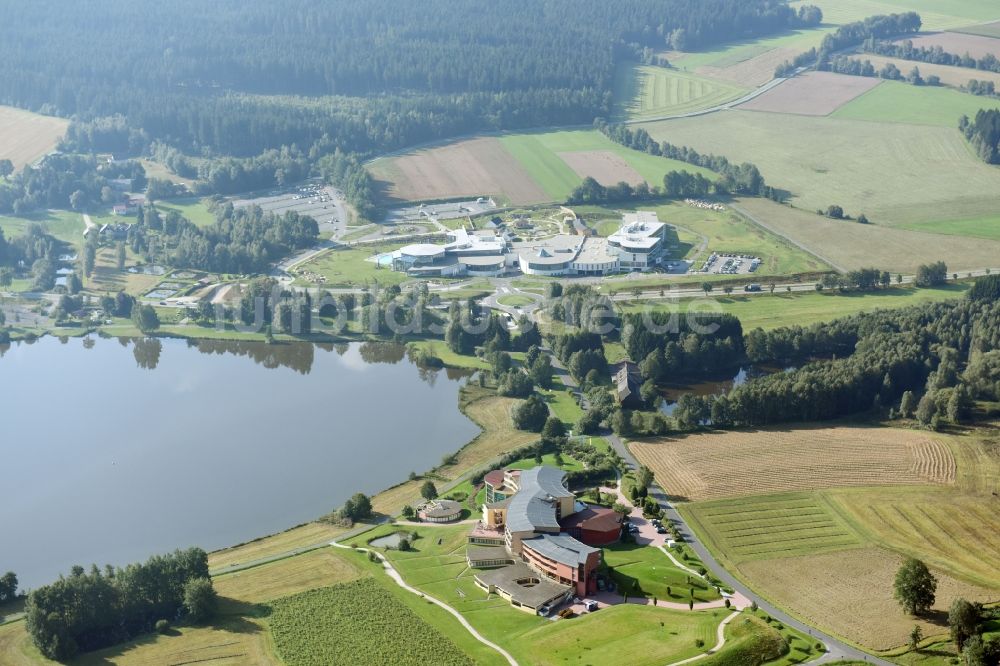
[[0, 336, 479, 589]]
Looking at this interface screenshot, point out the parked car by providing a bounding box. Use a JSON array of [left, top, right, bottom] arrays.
[[656, 526, 668, 534], [584, 600, 599, 612]]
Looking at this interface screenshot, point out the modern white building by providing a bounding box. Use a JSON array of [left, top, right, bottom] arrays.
[[606, 211, 668, 271], [389, 212, 668, 278]]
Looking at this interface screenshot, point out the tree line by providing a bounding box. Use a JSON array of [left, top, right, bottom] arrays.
[[867, 38, 1000, 76], [595, 121, 782, 200], [25, 548, 216, 661]]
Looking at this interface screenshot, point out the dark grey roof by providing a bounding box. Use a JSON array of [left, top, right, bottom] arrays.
[[523, 534, 599, 567], [466, 546, 515, 565], [505, 466, 573, 533], [474, 562, 570, 609]]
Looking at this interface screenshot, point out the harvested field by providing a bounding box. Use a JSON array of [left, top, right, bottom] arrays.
[[734, 197, 1000, 272], [367, 137, 548, 205], [557, 150, 644, 186], [697, 47, 800, 87], [859, 53, 1000, 89], [739, 546, 999, 650], [631, 425, 955, 502], [828, 486, 1000, 589], [739, 71, 881, 116], [895, 31, 1000, 60], [685, 492, 862, 562], [0, 105, 68, 170], [213, 547, 364, 604]]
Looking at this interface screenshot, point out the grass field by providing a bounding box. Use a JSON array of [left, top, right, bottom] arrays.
[[789, 0, 1000, 31], [519, 605, 724, 666], [685, 493, 864, 563], [154, 197, 217, 227], [631, 425, 956, 502], [735, 197, 1000, 271], [0, 105, 68, 170], [832, 80, 1000, 127], [740, 72, 881, 116], [269, 577, 474, 666], [667, 26, 832, 72], [208, 522, 351, 571], [957, 21, 1000, 38], [0, 210, 84, 250], [293, 242, 408, 287], [213, 547, 363, 603], [619, 284, 969, 331], [603, 541, 722, 602], [539, 377, 585, 425], [496, 294, 533, 307], [900, 213, 1000, 240], [639, 110, 1000, 228], [614, 63, 747, 119], [498, 130, 715, 202]]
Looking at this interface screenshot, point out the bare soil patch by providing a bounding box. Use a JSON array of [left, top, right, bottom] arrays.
[[631, 425, 955, 502], [0, 105, 68, 170], [897, 31, 1000, 60], [697, 48, 800, 87], [557, 150, 645, 187], [368, 137, 549, 205], [740, 546, 999, 650], [740, 71, 881, 116]]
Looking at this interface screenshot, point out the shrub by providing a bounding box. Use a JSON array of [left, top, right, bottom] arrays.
[[695, 639, 705, 648], [183, 577, 218, 625], [155, 619, 170, 634]]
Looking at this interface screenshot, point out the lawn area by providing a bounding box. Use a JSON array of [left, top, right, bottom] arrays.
[[293, 243, 408, 287], [539, 377, 585, 425], [154, 197, 217, 227], [638, 110, 1000, 227], [515, 604, 726, 666], [703, 611, 820, 666], [604, 541, 722, 603], [0, 210, 85, 250], [613, 63, 747, 120], [268, 578, 475, 666], [496, 294, 533, 307], [408, 340, 490, 370], [832, 80, 1000, 127], [498, 129, 715, 202], [617, 284, 969, 331]]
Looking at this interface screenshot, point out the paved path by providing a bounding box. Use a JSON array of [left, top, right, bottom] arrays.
[[667, 611, 742, 666], [605, 433, 892, 666], [330, 540, 519, 666]]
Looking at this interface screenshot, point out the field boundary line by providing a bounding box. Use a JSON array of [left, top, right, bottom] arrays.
[[729, 202, 846, 273]]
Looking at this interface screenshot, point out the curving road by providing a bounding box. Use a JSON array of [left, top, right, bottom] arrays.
[[604, 432, 892, 666]]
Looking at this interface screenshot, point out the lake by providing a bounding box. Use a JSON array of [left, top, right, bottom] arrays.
[[0, 336, 479, 589]]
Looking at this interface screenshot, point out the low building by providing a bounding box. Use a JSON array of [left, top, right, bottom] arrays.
[[473, 562, 571, 614], [611, 360, 644, 408], [466, 545, 516, 569], [607, 211, 668, 271], [559, 504, 624, 546], [418, 498, 463, 523]]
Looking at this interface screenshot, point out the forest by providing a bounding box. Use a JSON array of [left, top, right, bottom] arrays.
[[1, 0, 818, 164], [24, 548, 213, 661]]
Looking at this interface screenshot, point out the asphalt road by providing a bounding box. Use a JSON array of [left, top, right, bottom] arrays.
[[604, 431, 893, 666]]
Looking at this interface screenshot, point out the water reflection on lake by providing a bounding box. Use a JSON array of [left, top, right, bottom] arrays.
[[0, 336, 478, 589]]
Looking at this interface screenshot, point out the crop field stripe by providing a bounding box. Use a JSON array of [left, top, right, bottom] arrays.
[[721, 522, 841, 538]]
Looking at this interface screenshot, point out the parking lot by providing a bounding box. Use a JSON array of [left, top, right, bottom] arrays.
[[698, 252, 761, 275], [233, 182, 347, 237]]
